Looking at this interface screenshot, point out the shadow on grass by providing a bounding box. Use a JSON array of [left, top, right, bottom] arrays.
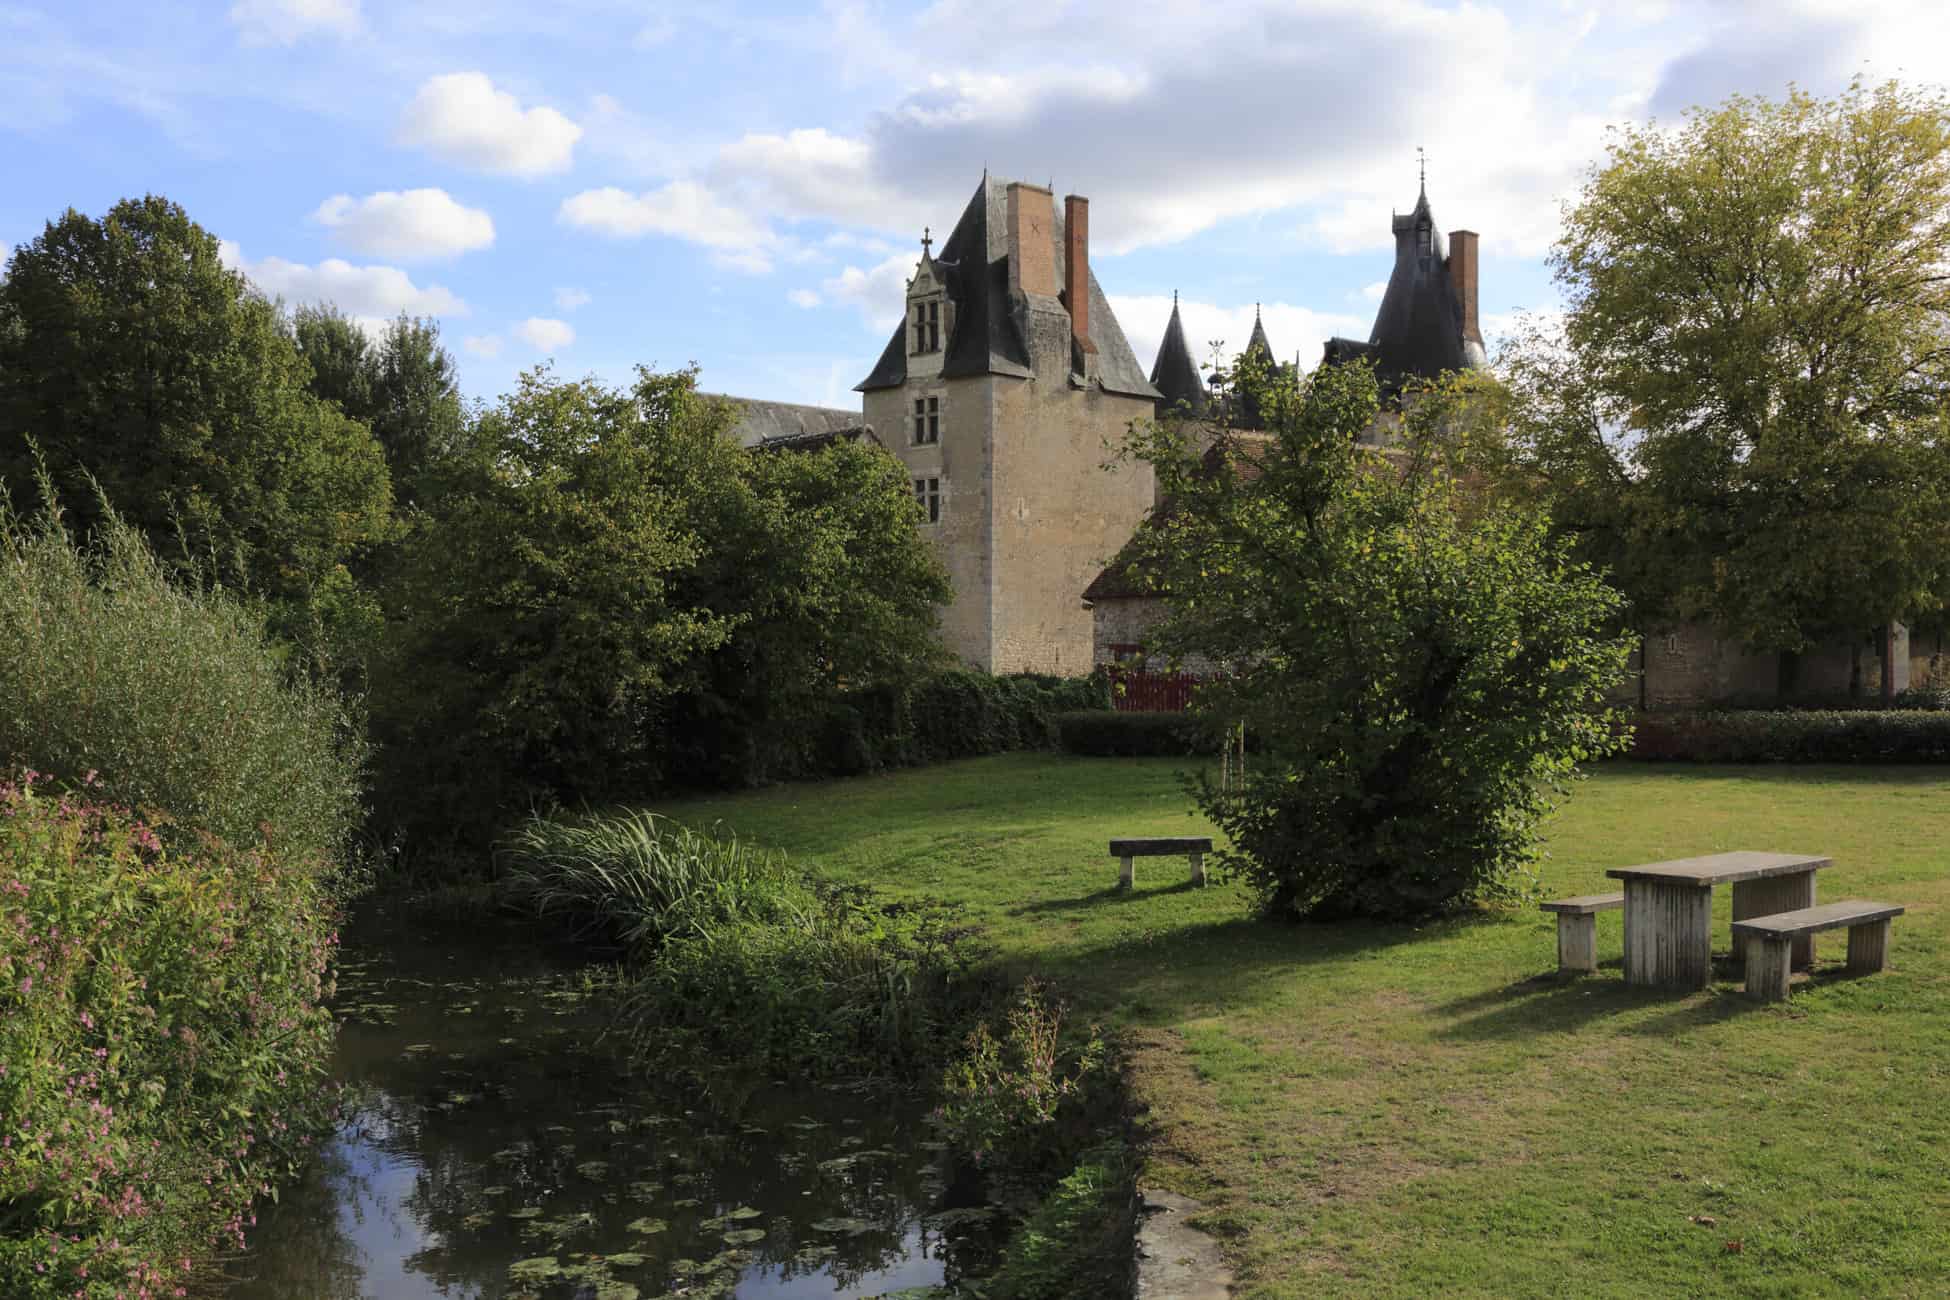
[[1009, 880, 1203, 914], [1433, 959, 1769, 1042], [1014, 909, 1506, 1027]]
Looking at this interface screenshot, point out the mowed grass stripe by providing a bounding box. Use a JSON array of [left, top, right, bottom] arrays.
[[653, 756, 1950, 1298]]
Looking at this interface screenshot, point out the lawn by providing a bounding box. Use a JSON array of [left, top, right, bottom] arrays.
[[653, 756, 1950, 1298]]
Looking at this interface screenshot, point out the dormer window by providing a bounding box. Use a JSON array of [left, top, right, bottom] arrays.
[[911, 299, 940, 354], [1417, 220, 1432, 259]]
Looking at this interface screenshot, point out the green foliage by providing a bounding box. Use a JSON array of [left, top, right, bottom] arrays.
[[292, 305, 468, 506], [1054, 709, 1206, 757], [371, 367, 955, 860], [0, 491, 366, 870], [803, 671, 1109, 782], [1626, 710, 1950, 762], [985, 1142, 1136, 1300], [0, 196, 393, 613], [1123, 360, 1633, 920], [500, 810, 809, 949], [0, 775, 338, 1298], [1505, 81, 1950, 651], [935, 981, 1115, 1214]]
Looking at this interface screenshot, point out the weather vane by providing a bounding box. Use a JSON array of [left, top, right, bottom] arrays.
[[1418, 145, 1427, 190]]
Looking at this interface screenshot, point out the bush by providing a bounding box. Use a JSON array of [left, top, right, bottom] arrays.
[[0, 774, 337, 1298], [1055, 710, 1209, 757], [1625, 710, 1950, 762], [935, 981, 1117, 1214], [0, 494, 365, 872], [619, 880, 997, 1087]]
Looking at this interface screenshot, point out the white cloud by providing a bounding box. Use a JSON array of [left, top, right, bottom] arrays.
[[558, 181, 778, 272], [787, 288, 821, 309], [516, 317, 575, 352], [228, 0, 359, 45], [462, 334, 503, 358], [1358, 280, 1387, 302], [1109, 295, 1370, 375], [397, 72, 581, 178], [820, 253, 916, 327], [220, 240, 466, 318], [311, 189, 494, 260], [554, 286, 592, 311]]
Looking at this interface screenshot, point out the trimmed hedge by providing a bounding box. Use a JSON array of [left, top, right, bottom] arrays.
[[1625, 710, 1950, 763], [771, 670, 1110, 783], [1703, 685, 1950, 712], [1054, 710, 1208, 757]]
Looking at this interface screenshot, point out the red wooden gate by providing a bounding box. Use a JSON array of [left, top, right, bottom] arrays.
[[1111, 668, 1200, 713]]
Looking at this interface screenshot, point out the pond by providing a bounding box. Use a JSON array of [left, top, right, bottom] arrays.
[[224, 915, 992, 1299]]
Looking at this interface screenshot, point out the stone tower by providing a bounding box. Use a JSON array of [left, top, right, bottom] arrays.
[[855, 175, 1162, 673]]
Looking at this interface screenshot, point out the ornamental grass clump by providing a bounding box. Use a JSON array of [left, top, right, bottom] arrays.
[[0, 773, 338, 1298], [500, 810, 812, 950]]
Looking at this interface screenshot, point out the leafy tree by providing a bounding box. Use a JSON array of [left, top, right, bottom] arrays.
[[292, 305, 468, 506], [1123, 361, 1632, 920], [0, 196, 393, 610], [664, 424, 952, 783], [1507, 81, 1950, 688]]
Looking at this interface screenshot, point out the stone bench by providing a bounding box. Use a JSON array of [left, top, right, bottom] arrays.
[[1730, 900, 1904, 1001], [1539, 892, 1625, 973], [1111, 837, 1214, 889]]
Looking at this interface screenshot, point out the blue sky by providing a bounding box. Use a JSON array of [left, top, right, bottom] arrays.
[[5, 0, 1947, 411]]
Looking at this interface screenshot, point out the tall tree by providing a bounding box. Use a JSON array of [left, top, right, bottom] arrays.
[[0, 196, 393, 608], [292, 306, 466, 507], [1508, 81, 1950, 685]]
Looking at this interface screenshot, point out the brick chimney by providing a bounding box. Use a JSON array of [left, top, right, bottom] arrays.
[[1006, 182, 1057, 299], [1063, 194, 1096, 355], [1448, 229, 1481, 344]]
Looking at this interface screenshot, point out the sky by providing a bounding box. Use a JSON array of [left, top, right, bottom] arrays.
[[5, 0, 1950, 412]]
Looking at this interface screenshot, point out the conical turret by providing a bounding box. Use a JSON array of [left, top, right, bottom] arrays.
[[1149, 291, 1207, 418]]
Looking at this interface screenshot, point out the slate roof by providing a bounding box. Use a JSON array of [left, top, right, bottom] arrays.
[[751, 425, 881, 452], [715, 395, 867, 447], [856, 175, 1161, 401], [1334, 185, 1486, 392], [1148, 294, 1208, 418]]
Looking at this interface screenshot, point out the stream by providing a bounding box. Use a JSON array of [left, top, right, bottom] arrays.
[[223, 915, 990, 1299]]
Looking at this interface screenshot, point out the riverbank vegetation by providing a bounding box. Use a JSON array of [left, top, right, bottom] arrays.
[[651, 752, 1950, 1296]]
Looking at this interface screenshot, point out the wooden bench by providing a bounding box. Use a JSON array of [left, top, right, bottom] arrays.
[[1730, 900, 1904, 1001], [1539, 893, 1624, 973], [1111, 837, 1214, 889]]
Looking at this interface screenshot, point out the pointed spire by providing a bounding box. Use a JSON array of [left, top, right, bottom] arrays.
[[1149, 291, 1207, 418], [1245, 303, 1273, 360]]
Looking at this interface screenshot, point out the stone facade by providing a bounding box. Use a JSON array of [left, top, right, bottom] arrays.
[[1614, 622, 1914, 709], [858, 176, 1161, 674]]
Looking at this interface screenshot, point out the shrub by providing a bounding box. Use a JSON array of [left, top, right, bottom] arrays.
[[1625, 710, 1950, 762], [499, 810, 810, 949], [619, 880, 997, 1087], [0, 494, 365, 872], [1122, 361, 1633, 920], [0, 774, 337, 1298], [934, 981, 1117, 1214], [1055, 710, 1209, 757], [986, 1141, 1137, 1300]]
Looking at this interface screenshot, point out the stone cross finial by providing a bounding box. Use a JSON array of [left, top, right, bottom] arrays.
[[921, 226, 932, 257], [1418, 145, 1427, 195]]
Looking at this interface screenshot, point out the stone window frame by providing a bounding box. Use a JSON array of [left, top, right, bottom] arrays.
[[911, 395, 940, 446], [910, 297, 942, 355], [913, 476, 942, 525]]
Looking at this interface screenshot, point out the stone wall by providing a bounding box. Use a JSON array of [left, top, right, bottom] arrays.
[[1611, 622, 1915, 709]]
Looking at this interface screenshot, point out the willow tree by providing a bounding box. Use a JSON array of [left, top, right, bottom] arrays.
[[1507, 80, 1950, 693]]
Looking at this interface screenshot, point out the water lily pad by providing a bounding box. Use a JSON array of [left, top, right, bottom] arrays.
[[671, 1196, 702, 1208], [508, 1256, 560, 1283], [575, 1159, 610, 1180], [507, 1207, 544, 1219], [603, 1251, 647, 1267], [626, 1180, 663, 1200], [402, 1043, 434, 1055], [594, 1284, 639, 1300], [810, 1216, 875, 1235], [722, 1227, 766, 1245], [461, 1211, 492, 1231], [725, 1205, 763, 1220], [480, 1185, 510, 1197], [625, 1216, 668, 1235]]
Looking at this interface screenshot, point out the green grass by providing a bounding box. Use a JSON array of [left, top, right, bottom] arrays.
[[651, 755, 1950, 1298]]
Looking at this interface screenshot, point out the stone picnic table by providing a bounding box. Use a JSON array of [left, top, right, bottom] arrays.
[[1605, 851, 1830, 990]]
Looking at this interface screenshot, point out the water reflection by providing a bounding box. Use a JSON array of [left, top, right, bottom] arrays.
[[226, 920, 984, 1299]]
